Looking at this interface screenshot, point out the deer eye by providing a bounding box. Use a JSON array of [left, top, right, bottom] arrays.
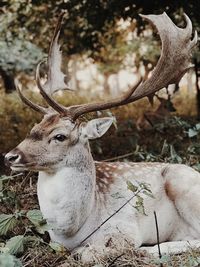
[[53, 134, 66, 142]]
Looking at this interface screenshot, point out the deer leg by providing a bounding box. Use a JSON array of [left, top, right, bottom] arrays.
[[74, 220, 142, 263], [164, 165, 200, 237], [141, 240, 200, 256]]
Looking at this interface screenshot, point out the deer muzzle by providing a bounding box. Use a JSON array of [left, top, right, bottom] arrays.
[[4, 148, 29, 169]]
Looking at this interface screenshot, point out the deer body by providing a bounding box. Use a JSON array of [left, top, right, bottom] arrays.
[[37, 156, 200, 254], [4, 12, 199, 262]]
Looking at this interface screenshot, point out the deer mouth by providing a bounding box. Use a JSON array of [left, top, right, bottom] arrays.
[[11, 162, 54, 172], [10, 162, 37, 171]]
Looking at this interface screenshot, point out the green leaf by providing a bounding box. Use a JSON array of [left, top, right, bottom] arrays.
[[26, 209, 45, 226], [134, 195, 147, 215], [193, 164, 200, 172], [140, 182, 151, 192], [188, 128, 198, 138], [195, 123, 200, 130], [0, 214, 17, 236], [161, 140, 169, 156], [0, 175, 13, 181], [111, 192, 124, 199], [27, 209, 51, 234], [5, 235, 25, 255], [134, 204, 146, 215], [0, 254, 22, 267], [126, 181, 138, 193], [24, 236, 42, 247], [36, 223, 52, 234], [136, 195, 143, 205], [153, 254, 171, 264], [170, 145, 182, 163], [143, 190, 155, 198]]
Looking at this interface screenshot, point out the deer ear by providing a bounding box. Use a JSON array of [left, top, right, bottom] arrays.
[[81, 117, 114, 140]]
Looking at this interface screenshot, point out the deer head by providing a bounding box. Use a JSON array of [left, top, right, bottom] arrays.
[[5, 113, 114, 171], [5, 12, 197, 172]]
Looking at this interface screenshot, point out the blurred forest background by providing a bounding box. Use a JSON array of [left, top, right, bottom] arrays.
[[0, 1, 200, 266], [0, 0, 200, 168]]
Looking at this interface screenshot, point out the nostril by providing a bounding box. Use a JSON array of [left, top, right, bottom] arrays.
[[8, 155, 19, 162], [4, 154, 20, 166]]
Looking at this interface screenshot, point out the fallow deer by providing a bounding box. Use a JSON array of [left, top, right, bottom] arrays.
[[5, 13, 199, 262]]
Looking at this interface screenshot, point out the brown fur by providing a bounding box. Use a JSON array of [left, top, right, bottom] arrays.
[[165, 180, 177, 202], [27, 131, 43, 141], [29, 114, 61, 140], [41, 114, 60, 128], [95, 163, 115, 193]]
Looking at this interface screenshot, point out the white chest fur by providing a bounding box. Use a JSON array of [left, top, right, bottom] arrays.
[[37, 167, 95, 238]]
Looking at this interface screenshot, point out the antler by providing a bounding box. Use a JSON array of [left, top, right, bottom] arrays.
[[15, 80, 48, 114], [16, 13, 71, 114], [65, 13, 197, 121], [19, 13, 198, 121], [37, 12, 71, 95]]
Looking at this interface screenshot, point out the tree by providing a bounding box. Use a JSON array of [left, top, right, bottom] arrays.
[[0, 0, 199, 97]]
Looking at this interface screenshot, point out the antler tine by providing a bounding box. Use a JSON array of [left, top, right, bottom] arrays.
[[15, 80, 47, 114], [69, 79, 142, 121], [125, 13, 198, 101], [36, 62, 68, 115], [183, 13, 192, 38], [38, 12, 72, 96], [66, 13, 197, 120]]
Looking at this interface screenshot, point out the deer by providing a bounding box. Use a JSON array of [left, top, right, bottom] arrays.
[[4, 13, 199, 262]]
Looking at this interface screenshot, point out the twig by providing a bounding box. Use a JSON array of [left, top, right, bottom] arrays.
[[77, 189, 142, 248], [107, 253, 125, 267], [103, 152, 136, 162], [154, 211, 163, 267], [20, 171, 32, 190]]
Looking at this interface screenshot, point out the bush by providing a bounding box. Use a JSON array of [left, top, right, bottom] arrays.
[[0, 86, 197, 156]]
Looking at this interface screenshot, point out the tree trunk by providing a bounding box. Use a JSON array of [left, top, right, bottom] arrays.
[[194, 59, 200, 119], [103, 73, 110, 95], [0, 68, 16, 93]]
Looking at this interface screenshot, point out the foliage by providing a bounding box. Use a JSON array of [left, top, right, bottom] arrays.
[[26, 209, 51, 234], [0, 1, 199, 84], [0, 38, 44, 74], [187, 123, 200, 138], [0, 171, 68, 265], [0, 214, 18, 236], [5, 235, 25, 255], [0, 254, 22, 267], [127, 180, 154, 215], [1, 0, 199, 55]]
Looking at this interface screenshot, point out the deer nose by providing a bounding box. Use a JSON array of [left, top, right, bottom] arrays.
[[4, 152, 21, 166]]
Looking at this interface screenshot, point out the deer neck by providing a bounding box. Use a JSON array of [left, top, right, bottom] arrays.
[[37, 143, 97, 236]]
